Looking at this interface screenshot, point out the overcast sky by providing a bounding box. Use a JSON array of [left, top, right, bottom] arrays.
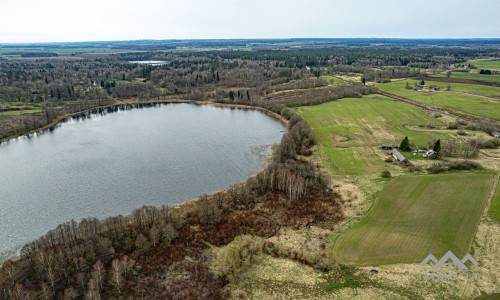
[[1, 0, 499, 43]]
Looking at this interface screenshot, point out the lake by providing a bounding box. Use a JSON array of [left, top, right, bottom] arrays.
[[129, 60, 168, 66], [0, 103, 285, 262]]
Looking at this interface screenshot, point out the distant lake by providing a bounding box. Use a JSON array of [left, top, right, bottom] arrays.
[[129, 60, 168, 65], [0, 103, 285, 262]]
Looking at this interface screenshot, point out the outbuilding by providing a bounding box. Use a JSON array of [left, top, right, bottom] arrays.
[[378, 144, 393, 150], [493, 131, 500, 138], [390, 149, 408, 162]]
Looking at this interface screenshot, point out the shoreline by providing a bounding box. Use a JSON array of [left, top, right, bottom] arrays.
[[0, 98, 287, 264], [0, 98, 288, 145]]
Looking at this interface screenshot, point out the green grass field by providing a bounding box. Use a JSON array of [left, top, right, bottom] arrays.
[[333, 173, 495, 265], [379, 80, 500, 119], [489, 180, 500, 223], [433, 72, 500, 82], [0, 106, 42, 115], [320, 75, 345, 85], [294, 94, 451, 175], [467, 59, 500, 71], [418, 80, 500, 98]]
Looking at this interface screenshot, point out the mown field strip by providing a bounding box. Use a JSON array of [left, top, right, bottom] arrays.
[[333, 173, 495, 265]]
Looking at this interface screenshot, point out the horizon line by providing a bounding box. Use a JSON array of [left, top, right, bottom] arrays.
[[1, 37, 500, 45]]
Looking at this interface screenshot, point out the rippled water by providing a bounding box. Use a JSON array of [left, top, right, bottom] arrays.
[[0, 103, 285, 262]]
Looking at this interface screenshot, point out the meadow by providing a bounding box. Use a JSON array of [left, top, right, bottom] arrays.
[[433, 72, 500, 82], [294, 94, 452, 175], [489, 180, 500, 223], [379, 80, 500, 119], [467, 59, 500, 71], [421, 80, 500, 98], [333, 173, 495, 265]]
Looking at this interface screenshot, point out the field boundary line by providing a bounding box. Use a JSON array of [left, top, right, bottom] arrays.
[[467, 173, 498, 255]]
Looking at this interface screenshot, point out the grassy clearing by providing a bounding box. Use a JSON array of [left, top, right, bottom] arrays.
[[294, 94, 452, 175], [379, 80, 500, 119], [467, 59, 500, 71], [489, 179, 500, 223], [333, 173, 494, 266], [223, 254, 325, 299], [0, 108, 42, 116], [320, 75, 345, 85]]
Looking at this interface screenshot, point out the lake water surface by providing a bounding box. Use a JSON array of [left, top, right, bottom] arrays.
[[0, 103, 285, 261]]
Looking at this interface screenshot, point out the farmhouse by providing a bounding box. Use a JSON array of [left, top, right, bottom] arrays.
[[423, 149, 437, 159], [378, 144, 393, 149], [390, 149, 408, 162], [415, 85, 440, 91], [493, 131, 500, 138]]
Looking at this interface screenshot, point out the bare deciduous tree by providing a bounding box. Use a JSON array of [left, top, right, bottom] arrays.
[[110, 259, 124, 294]]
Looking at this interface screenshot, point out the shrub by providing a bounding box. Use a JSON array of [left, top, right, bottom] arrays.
[[457, 130, 467, 136], [381, 170, 392, 178], [427, 160, 481, 173], [210, 235, 263, 279], [407, 165, 422, 172], [447, 122, 458, 130], [449, 160, 481, 170], [478, 139, 500, 149], [384, 156, 393, 163]]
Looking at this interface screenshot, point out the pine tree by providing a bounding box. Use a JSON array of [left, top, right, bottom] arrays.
[[400, 136, 411, 151], [361, 76, 366, 85], [433, 139, 441, 154], [420, 79, 425, 85]]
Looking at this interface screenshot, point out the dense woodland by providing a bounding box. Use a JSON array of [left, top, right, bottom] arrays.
[[1, 39, 500, 299]]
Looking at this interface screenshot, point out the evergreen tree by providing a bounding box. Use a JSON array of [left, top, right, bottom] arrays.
[[420, 79, 425, 85], [361, 76, 366, 85], [433, 139, 441, 154], [400, 136, 411, 151], [228, 91, 234, 101]]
